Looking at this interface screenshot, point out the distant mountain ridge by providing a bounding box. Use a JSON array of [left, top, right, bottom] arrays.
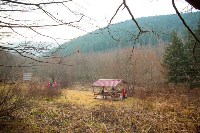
[[55, 12, 200, 56]]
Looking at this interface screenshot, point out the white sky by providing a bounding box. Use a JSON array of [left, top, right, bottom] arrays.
[[2, 0, 195, 44]]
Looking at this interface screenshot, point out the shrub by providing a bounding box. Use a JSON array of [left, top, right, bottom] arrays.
[[0, 83, 30, 121], [28, 82, 61, 99]]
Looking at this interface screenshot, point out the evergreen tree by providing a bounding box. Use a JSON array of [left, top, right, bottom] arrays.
[[194, 21, 200, 64], [183, 22, 200, 88], [164, 23, 200, 89], [164, 32, 187, 84]]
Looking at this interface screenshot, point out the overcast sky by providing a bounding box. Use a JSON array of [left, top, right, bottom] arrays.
[[3, 0, 195, 44]]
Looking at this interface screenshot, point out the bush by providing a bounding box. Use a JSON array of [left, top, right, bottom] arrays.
[[0, 83, 30, 121], [28, 82, 61, 99]]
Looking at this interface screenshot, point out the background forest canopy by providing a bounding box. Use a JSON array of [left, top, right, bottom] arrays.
[[0, 11, 200, 88], [53, 11, 200, 55]]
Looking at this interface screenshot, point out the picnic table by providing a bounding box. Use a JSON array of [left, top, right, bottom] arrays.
[[94, 90, 121, 99], [92, 79, 124, 100]]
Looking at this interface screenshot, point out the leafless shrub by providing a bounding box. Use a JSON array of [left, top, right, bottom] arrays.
[[59, 80, 70, 88], [0, 83, 30, 128], [28, 82, 61, 99]]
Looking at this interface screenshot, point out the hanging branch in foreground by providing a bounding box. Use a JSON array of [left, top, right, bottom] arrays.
[[185, 0, 200, 10], [1, 0, 73, 6], [172, 0, 200, 63], [108, 0, 158, 43], [0, 0, 87, 67], [0, 45, 80, 66], [108, 0, 161, 65], [106, 1, 142, 43]]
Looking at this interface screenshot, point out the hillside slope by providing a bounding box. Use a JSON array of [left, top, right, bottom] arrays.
[[55, 12, 200, 55]]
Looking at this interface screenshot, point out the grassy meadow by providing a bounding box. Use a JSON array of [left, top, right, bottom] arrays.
[[0, 83, 199, 132]]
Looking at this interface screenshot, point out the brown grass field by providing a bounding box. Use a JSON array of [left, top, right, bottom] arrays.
[[0, 84, 199, 133]]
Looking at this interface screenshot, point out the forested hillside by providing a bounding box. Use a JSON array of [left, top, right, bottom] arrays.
[[55, 12, 200, 55]]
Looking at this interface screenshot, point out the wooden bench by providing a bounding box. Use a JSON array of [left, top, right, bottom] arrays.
[[94, 91, 121, 99], [94, 92, 101, 98]]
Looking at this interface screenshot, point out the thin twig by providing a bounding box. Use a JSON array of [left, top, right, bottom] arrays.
[[172, 0, 200, 63]]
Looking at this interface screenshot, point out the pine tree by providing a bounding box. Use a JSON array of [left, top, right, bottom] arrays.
[[183, 22, 200, 88], [164, 23, 200, 89], [164, 32, 187, 84]]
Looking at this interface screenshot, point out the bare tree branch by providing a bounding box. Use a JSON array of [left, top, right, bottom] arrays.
[[1, 0, 73, 6], [122, 0, 142, 32], [185, 0, 200, 10], [0, 45, 79, 66], [172, 0, 200, 63], [28, 27, 60, 46], [0, 16, 84, 28], [0, 10, 29, 12], [109, 3, 123, 25]]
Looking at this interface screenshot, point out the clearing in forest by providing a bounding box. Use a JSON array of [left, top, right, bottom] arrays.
[[57, 89, 135, 109]]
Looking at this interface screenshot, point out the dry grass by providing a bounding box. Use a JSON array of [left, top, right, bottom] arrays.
[[0, 84, 199, 132], [57, 89, 134, 109]]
